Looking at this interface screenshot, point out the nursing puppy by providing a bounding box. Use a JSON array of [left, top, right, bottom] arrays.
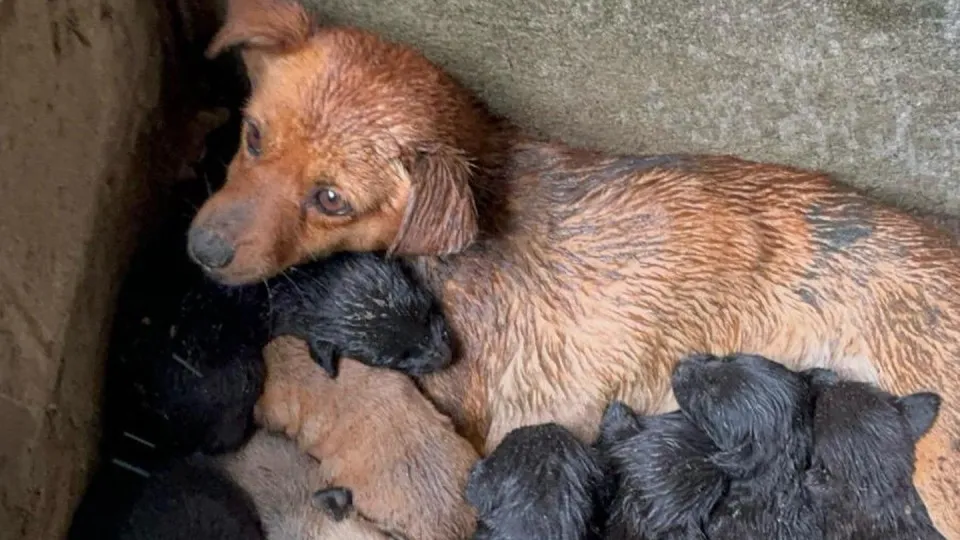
[[672, 353, 823, 539], [256, 336, 478, 540], [193, 0, 960, 532], [597, 401, 726, 540], [806, 375, 945, 540], [267, 251, 453, 377], [465, 423, 607, 540]]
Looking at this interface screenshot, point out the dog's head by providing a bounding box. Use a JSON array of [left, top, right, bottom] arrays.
[[671, 353, 815, 477], [804, 378, 940, 506], [465, 423, 605, 540], [189, 0, 493, 285]]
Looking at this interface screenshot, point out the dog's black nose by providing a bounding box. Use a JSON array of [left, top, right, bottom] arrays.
[[187, 227, 235, 269]]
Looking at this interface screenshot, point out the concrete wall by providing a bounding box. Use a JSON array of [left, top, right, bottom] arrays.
[[0, 0, 957, 537]]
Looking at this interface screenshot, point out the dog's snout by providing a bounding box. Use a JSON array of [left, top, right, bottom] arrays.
[[188, 226, 236, 270]]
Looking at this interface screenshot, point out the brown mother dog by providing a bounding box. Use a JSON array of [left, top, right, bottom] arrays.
[[192, 0, 960, 532]]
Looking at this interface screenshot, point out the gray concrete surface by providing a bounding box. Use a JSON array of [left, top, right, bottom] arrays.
[[315, 0, 960, 213]]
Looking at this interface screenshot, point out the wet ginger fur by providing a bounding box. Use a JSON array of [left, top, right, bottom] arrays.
[[255, 336, 478, 540], [192, 0, 960, 533]]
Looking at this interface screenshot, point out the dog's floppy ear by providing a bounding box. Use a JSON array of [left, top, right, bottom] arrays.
[[895, 391, 942, 442], [206, 0, 313, 59], [388, 144, 479, 256]]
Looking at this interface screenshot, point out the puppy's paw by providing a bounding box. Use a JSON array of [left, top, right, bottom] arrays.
[[312, 486, 354, 521], [309, 339, 340, 378]]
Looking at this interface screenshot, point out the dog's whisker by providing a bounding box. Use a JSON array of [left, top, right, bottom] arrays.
[[111, 458, 151, 478], [171, 353, 203, 377], [122, 431, 156, 449]]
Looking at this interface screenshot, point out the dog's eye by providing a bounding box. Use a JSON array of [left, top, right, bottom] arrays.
[[312, 186, 353, 216], [244, 119, 262, 157]]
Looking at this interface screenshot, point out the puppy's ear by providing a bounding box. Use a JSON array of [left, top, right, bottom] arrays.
[[598, 401, 643, 446], [206, 0, 313, 59], [802, 367, 840, 389], [895, 392, 942, 442], [388, 144, 478, 256], [709, 442, 761, 478]]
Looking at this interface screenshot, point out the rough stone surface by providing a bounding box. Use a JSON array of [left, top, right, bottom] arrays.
[[0, 0, 958, 538]]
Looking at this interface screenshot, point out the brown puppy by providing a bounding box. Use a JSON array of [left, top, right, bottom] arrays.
[[219, 430, 392, 540], [192, 0, 960, 533], [255, 336, 478, 540]]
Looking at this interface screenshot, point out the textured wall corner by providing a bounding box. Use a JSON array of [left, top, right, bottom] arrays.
[[313, 0, 959, 214], [0, 0, 168, 536]]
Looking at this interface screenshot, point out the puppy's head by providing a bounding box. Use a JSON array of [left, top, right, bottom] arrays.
[[466, 423, 605, 540], [672, 353, 814, 477], [188, 0, 493, 285], [804, 378, 941, 504]]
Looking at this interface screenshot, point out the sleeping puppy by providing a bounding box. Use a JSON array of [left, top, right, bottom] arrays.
[[596, 401, 726, 539], [220, 431, 393, 539], [255, 336, 478, 540], [672, 353, 824, 539], [69, 431, 390, 540], [68, 454, 265, 540], [805, 373, 945, 540], [464, 423, 607, 540], [267, 251, 453, 378]]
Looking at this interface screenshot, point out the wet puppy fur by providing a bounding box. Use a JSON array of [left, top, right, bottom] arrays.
[[256, 336, 478, 540], [465, 423, 608, 540], [597, 401, 726, 540], [806, 374, 945, 540], [268, 251, 453, 377], [672, 353, 824, 539], [69, 431, 391, 540]]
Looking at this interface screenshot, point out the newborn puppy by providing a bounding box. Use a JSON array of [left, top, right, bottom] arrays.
[[672, 353, 823, 539], [806, 374, 945, 540], [597, 401, 726, 539], [68, 455, 264, 540], [465, 423, 607, 540], [268, 251, 453, 378], [256, 336, 479, 540], [69, 431, 391, 540], [220, 431, 393, 540], [106, 274, 269, 458]]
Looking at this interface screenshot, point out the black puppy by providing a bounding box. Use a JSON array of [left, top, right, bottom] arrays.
[[597, 401, 726, 539], [267, 251, 453, 377], [465, 423, 607, 540], [805, 374, 944, 540], [672, 353, 824, 540], [69, 456, 264, 540]]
